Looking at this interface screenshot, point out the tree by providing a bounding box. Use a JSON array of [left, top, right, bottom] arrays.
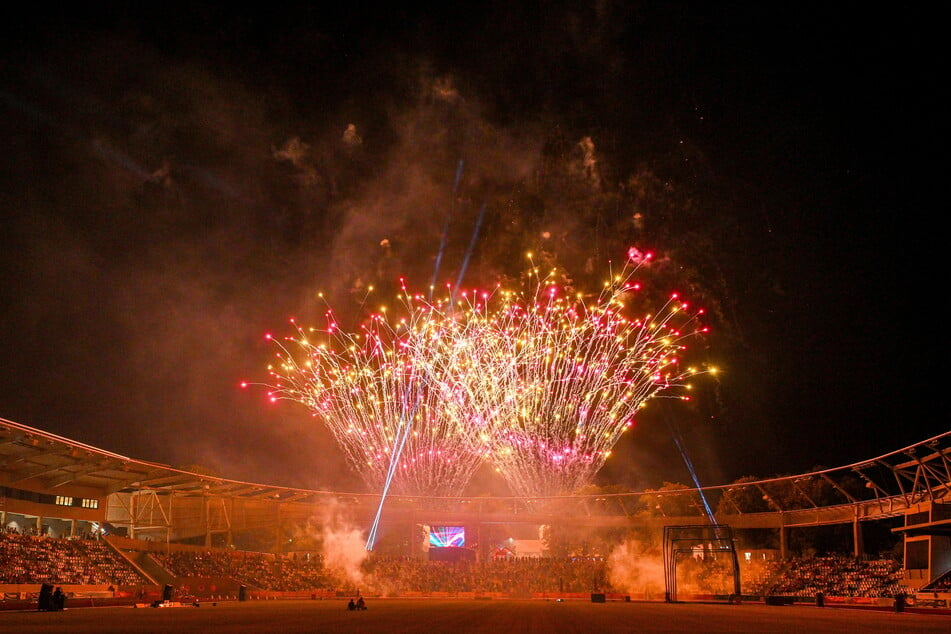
[[639, 482, 704, 518]]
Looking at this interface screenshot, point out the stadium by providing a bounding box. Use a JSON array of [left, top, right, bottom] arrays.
[[2, 1, 945, 631], [2, 414, 950, 631]]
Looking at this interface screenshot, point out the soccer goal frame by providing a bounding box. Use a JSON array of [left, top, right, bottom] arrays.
[[663, 524, 741, 603]]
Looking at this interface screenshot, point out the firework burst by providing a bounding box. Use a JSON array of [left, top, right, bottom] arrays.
[[260, 248, 713, 499], [417, 251, 712, 497], [264, 297, 489, 498]]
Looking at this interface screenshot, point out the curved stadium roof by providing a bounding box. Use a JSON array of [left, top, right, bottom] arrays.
[[2, 416, 949, 516]]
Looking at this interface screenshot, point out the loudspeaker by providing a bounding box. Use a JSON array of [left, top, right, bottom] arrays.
[[894, 594, 906, 613], [38, 583, 54, 611], [239, 585, 248, 602], [163, 584, 174, 601], [591, 593, 606, 603]]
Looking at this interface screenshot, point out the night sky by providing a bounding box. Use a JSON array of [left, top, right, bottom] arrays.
[[0, 4, 941, 493]]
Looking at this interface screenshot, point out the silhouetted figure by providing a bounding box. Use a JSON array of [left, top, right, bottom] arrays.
[[52, 587, 65, 611], [356, 596, 366, 610], [37, 584, 53, 611], [347, 599, 356, 611]]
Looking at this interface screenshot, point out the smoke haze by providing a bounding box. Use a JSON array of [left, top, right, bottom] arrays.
[[1, 4, 939, 495]]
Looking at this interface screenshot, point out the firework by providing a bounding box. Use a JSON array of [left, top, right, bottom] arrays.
[[264, 298, 489, 498], [416, 251, 712, 497], [262, 248, 712, 499]]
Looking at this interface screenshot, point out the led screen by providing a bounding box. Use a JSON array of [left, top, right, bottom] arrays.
[[429, 525, 465, 548]]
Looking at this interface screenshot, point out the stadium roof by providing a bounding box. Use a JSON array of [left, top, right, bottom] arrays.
[[2, 416, 950, 514], [0, 417, 340, 502]]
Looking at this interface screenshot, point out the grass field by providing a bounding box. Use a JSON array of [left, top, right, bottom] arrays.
[[2, 598, 949, 633]]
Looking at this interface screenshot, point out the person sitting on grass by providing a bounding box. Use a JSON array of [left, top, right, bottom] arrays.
[[52, 587, 65, 611]]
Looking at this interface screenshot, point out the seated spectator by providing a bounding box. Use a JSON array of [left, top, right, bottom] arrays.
[[52, 587, 65, 611]]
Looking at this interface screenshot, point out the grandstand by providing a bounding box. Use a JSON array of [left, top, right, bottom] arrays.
[[2, 416, 950, 610]]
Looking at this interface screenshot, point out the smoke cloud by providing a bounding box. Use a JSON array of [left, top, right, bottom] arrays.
[[607, 539, 665, 599], [299, 500, 368, 589], [0, 5, 737, 495]]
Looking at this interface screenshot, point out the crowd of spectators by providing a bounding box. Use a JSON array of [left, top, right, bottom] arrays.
[[674, 554, 739, 595], [0, 533, 934, 600], [740, 556, 787, 595], [148, 549, 612, 594], [765, 555, 907, 598], [152, 550, 330, 591], [364, 556, 611, 595], [0, 532, 147, 586], [659, 552, 913, 598]]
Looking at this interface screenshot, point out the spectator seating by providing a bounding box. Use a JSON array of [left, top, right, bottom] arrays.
[[0, 532, 148, 586]]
